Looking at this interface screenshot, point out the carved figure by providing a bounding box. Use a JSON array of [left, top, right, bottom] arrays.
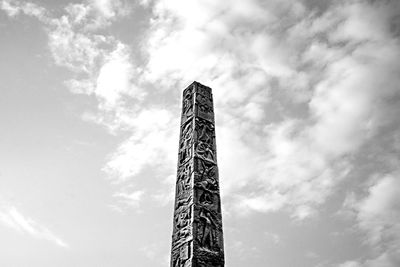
[[197, 86, 211, 99], [173, 257, 181, 267], [199, 102, 212, 114], [176, 177, 186, 197], [197, 158, 213, 175], [199, 209, 217, 250], [176, 211, 189, 229], [173, 257, 190, 267], [183, 92, 194, 118], [199, 190, 213, 206], [196, 93, 214, 122], [177, 164, 192, 196], [196, 142, 215, 162], [179, 121, 193, 164], [197, 120, 213, 146], [198, 175, 217, 191], [175, 194, 192, 212], [173, 225, 191, 248]]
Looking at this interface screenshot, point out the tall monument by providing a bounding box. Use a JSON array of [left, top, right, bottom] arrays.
[[170, 82, 225, 267]]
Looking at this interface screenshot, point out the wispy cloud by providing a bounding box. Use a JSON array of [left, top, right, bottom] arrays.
[[1, 0, 158, 211], [113, 189, 145, 209], [0, 205, 68, 248], [2, 0, 399, 237], [1, 0, 136, 102], [1, 0, 46, 18], [103, 108, 177, 182], [264, 231, 281, 245], [139, 0, 400, 221], [337, 261, 362, 267], [340, 173, 400, 267]]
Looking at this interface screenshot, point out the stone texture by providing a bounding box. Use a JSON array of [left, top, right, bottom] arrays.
[[171, 81, 225, 267]]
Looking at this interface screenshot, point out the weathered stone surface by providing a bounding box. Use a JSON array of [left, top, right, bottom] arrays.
[[171, 81, 224, 267]]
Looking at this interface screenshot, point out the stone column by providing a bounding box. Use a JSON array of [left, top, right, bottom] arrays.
[[171, 81, 225, 267]]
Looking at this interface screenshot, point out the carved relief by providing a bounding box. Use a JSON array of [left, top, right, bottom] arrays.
[[176, 162, 192, 197], [197, 94, 212, 114], [196, 84, 212, 99], [197, 208, 218, 250], [179, 120, 193, 165], [173, 133, 194, 250], [194, 119, 216, 163], [172, 82, 224, 267], [172, 242, 192, 267], [194, 158, 219, 212], [195, 142, 215, 163], [196, 157, 217, 182], [182, 88, 194, 123], [197, 177, 218, 207], [196, 93, 214, 122], [172, 203, 192, 249], [197, 119, 213, 146], [175, 193, 192, 214], [172, 88, 195, 264]]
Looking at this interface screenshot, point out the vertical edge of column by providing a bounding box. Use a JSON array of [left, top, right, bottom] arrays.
[[192, 82, 225, 267], [171, 82, 196, 267]]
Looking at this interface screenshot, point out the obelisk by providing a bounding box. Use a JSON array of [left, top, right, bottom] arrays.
[[170, 81, 225, 267]]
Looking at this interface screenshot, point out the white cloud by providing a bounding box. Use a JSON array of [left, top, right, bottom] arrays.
[[1, 0, 148, 209], [140, 0, 400, 221], [47, 22, 107, 74], [113, 190, 145, 209], [90, 0, 128, 19], [338, 173, 400, 267], [328, 1, 399, 43], [103, 108, 177, 183], [0, 0, 46, 19], [64, 0, 130, 30], [95, 43, 143, 110], [144, 0, 288, 92], [0, 205, 68, 248], [233, 118, 351, 219], [0, 0, 19, 16], [65, 78, 95, 95], [357, 175, 400, 246], [338, 261, 362, 267], [2, 0, 134, 91], [4, 0, 400, 225], [1, 0, 130, 26]]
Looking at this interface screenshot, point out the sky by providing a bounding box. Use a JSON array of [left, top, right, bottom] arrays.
[[0, 0, 400, 266]]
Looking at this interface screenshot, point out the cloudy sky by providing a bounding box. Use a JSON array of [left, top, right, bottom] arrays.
[[1, 0, 400, 266]]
